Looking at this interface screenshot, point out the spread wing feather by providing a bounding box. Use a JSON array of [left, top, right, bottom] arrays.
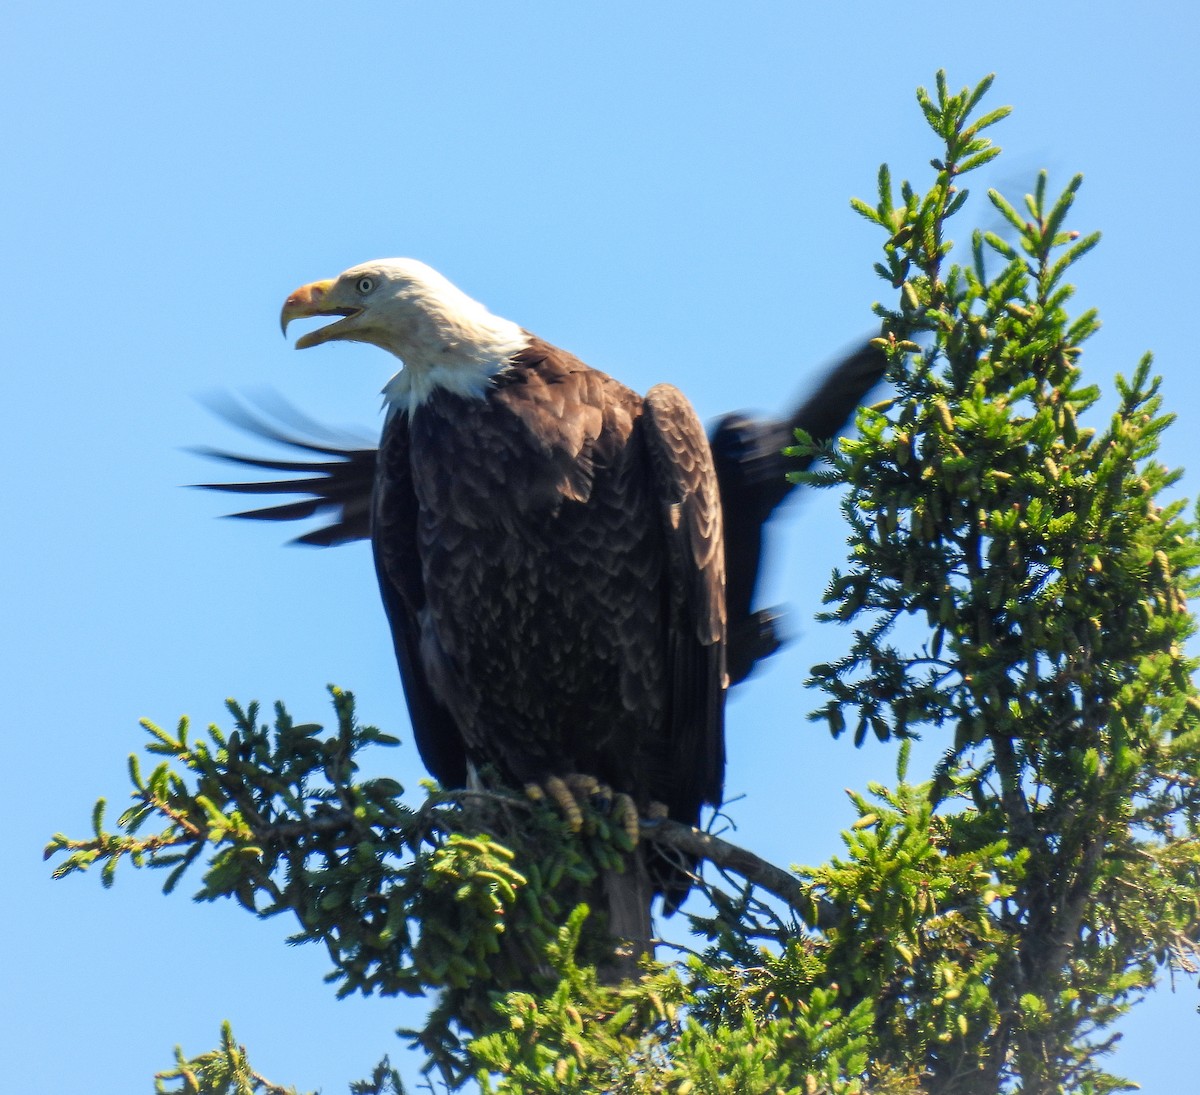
[[194, 399, 377, 546], [196, 341, 885, 672], [710, 341, 887, 682]]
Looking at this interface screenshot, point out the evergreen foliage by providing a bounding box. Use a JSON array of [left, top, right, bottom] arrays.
[[48, 73, 1200, 1093]]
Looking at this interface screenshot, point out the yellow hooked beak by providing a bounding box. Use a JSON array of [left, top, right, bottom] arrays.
[[279, 278, 362, 349]]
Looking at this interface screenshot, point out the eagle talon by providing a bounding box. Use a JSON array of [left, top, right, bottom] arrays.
[[526, 775, 644, 841], [566, 774, 603, 832], [609, 792, 641, 846], [565, 774, 601, 799], [527, 775, 584, 832], [589, 782, 614, 813]]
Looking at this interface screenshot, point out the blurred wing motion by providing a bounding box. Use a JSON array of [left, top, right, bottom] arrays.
[[709, 341, 887, 683], [195, 394, 377, 546]]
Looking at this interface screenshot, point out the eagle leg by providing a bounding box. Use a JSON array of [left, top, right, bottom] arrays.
[[564, 777, 641, 845], [524, 776, 585, 833]]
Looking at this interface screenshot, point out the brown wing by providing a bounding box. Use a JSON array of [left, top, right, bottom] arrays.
[[641, 384, 727, 827], [371, 410, 468, 789]]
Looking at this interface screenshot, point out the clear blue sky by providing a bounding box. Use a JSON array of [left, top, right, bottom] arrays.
[[5, 4, 1198, 1091]]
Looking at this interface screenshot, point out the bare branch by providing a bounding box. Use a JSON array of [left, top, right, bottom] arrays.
[[643, 818, 841, 930]]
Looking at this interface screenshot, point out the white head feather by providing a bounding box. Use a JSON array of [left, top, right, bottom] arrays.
[[281, 258, 528, 415]]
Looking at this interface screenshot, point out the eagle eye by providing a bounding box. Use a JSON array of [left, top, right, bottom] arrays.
[[355, 276, 375, 295]]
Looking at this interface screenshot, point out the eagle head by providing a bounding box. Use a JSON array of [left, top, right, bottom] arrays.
[[280, 259, 527, 402]]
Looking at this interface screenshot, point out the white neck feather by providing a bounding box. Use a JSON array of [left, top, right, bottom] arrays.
[[374, 268, 528, 417], [381, 350, 520, 418]]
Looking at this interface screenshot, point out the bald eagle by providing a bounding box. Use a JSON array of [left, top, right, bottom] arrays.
[[276, 260, 728, 931], [204, 260, 886, 947]]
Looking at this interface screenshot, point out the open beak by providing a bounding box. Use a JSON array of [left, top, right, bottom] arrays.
[[280, 279, 362, 349]]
